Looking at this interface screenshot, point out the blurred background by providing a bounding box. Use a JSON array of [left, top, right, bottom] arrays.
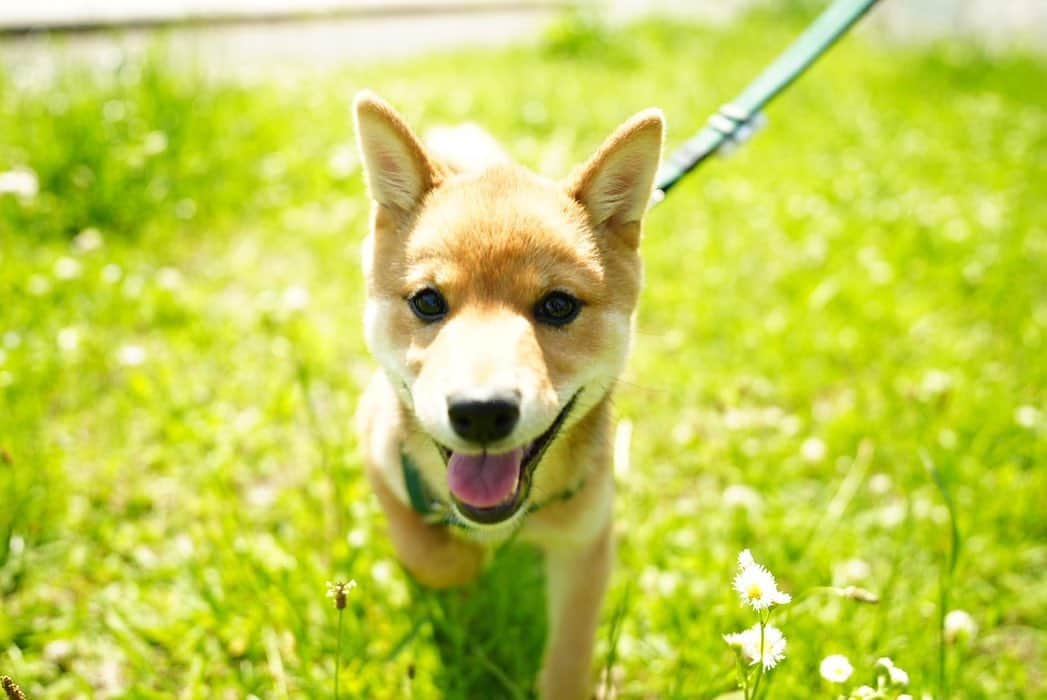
[[1, 1, 1044, 698]]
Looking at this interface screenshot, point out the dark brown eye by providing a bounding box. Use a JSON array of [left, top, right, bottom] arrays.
[[535, 291, 581, 326], [409, 288, 448, 322]]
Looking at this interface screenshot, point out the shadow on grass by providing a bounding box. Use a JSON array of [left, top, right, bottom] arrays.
[[401, 546, 547, 699]]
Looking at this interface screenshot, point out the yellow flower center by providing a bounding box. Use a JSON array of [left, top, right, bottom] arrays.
[[748, 584, 764, 600]]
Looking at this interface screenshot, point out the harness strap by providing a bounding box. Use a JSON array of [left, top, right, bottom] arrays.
[[401, 452, 440, 518], [653, 0, 882, 202]]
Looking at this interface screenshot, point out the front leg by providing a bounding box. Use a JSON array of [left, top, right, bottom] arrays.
[[366, 464, 486, 589], [539, 522, 614, 700]]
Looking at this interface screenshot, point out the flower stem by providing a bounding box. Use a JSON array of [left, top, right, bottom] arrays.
[[924, 450, 960, 700], [335, 606, 344, 700], [749, 614, 767, 700], [735, 653, 750, 700]]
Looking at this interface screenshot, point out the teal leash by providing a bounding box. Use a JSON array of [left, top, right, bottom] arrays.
[[652, 0, 882, 203]]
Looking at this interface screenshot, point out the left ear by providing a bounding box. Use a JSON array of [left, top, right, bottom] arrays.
[[354, 90, 439, 212], [567, 108, 665, 235]]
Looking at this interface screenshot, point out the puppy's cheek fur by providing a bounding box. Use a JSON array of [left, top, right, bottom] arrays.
[[515, 373, 561, 442], [410, 370, 451, 442], [364, 298, 428, 384], [539, 309, 632, 394]]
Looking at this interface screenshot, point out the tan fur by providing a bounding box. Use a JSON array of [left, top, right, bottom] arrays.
[[353, 90, 663, 699]]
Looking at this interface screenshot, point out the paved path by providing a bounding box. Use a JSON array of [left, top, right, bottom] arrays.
[[0, 1, 1042, 77], [0, 1, 759, 76]]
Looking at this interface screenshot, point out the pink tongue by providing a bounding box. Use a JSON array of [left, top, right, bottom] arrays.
[[447, 448, 524, 509]]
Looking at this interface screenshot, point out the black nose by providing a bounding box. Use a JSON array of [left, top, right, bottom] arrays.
[[447, 394, 520, 443]]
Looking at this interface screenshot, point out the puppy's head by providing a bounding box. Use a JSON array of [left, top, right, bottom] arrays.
[[355, 91, 663, 527]]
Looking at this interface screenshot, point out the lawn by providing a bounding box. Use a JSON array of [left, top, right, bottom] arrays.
[[1, 6, 1045, 698]]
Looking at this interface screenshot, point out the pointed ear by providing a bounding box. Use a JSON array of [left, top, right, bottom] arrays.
[[567, 108, 664, 233], [353, 90, 439, 211]]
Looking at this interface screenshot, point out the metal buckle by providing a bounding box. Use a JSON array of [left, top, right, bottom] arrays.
[[714, 106, 768, 157]]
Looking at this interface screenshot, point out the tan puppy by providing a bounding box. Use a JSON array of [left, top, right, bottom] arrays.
[[353, 91, 663, 699]]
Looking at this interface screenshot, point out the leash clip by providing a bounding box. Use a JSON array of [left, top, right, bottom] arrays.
[[710, 104, 768, 158]]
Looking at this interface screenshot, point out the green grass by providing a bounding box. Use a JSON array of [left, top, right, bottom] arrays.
[[1, 8, 1045, 698]]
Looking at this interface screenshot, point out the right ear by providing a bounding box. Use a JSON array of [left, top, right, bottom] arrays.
[[566, 108, 664, 233], [353, 91, 438, 211]]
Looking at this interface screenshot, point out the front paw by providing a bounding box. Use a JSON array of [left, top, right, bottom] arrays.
[[537, 656, 592, 700], [401, 531, 486, 589]]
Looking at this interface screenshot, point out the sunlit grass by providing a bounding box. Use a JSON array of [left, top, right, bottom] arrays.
[[1, 7, 1044, 697]]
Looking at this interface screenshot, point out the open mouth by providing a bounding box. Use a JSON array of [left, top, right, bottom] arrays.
[[437, 393, 578, 525]]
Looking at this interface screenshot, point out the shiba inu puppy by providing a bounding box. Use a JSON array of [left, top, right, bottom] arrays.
[[354, 91, 663, 699]]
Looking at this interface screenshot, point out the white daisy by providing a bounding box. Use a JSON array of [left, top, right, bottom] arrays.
[[73, 227, 104, 253], [733, 549, 791, 610], [723, 623, 787, 669], [53, 256, 82, 280], [42, 639, 74, 664], [102, 264, 123, 284], [723, 484, 763, 511], [156, 267, 183, 290], [281, 285, 310, 313], [0, 168, 38, 199], [944, 609, 978, 643], [1014, 405, 1038, 428], [876, 657, 909, 686], [28, 274, 51, 296], [819, 654, 854, 683], [801, 436, 827, 462], [57, 327, 80, 353], [117, 344, 147, 367]]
